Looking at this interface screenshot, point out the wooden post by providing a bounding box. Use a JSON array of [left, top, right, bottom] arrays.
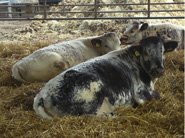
[[148, 0, 150, 18], [8, 1, 12, 18], [94, 0, 97, 18], [43, 0, 47, 19]]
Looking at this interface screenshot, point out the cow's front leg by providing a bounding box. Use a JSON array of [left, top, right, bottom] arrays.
[[97, 97, 115, 116], [134, 87, 160, 105]]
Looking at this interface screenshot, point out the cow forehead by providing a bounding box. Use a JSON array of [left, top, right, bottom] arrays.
[[141, 37, 164, 52], [102, 34, 120, 44], [104, 39, 121, 48], [141, 37, 163, 46], [125, 23, 139, 33], [103, 32, 118, 38], [144, 44, 163, 54]]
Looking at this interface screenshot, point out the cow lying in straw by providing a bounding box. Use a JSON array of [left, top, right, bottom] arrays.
[[122, 22, 184, 50], [33, 36, 178, 120], [12, 32, 121, 82]]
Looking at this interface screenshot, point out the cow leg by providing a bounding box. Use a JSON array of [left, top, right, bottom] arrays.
[[133, 101, 139, 108], [150, 90, 161, 100], [104, 112, 117, 117], [54, 61, 71, 71], [97, 97, 114, 116], [135, 88, 160, 105]]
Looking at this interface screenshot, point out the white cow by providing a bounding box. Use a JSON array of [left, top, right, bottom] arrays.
[[12, 32, 121, 82], [122, 22, 185, 50]]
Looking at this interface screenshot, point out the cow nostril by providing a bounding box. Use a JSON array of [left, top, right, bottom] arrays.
[[151, 68, 165, 78]]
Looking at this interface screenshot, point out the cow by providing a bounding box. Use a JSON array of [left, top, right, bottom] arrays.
[[122, 22, 184, 50], [12, 32, 121, 83], [33, 36, 178, 120]]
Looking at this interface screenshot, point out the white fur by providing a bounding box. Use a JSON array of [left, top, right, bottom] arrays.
[[124, 22, 185, 50], [12, 32, 121, 82]]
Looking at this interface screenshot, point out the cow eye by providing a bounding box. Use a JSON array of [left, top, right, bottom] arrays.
[[105, 45, 108, 48], [130, 30, 134, 33]]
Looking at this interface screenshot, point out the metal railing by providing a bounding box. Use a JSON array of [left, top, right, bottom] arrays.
[[0, 0, 12, 18], [0, 0, 184, 20]]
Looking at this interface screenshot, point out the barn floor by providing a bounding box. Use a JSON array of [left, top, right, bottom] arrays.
[[0, 0, 184, 137], [0, 21, 31, 41], [0, 24, 184, 138]]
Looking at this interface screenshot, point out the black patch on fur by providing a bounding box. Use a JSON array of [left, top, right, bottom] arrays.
[[140, 36, 163, 45], [51, 70, 103, 115], [133, 102, 139, 108], [38, 98, 44, 107], [91, 60, 134, 105], [157, 32, 160, 37], [139, 68, 151, 86]]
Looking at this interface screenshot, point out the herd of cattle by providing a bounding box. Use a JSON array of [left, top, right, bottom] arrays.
[[12, 22, 184, 120]]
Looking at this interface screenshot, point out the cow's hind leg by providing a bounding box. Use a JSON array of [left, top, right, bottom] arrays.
[[28, 52, 64, 82]]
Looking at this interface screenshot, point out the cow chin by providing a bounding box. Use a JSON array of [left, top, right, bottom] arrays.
[[151, 68, 165, 78]]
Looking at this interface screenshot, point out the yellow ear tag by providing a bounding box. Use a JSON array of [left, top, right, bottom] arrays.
[[122, 40, 126, 43], [96, 43, 101, 47], [167, 48, 173, 51], [135, 51, 140, 56]]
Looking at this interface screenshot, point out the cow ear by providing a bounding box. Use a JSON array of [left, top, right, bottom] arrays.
[[164, 40, 178, 53], [140, 23, 148, 31], [129, 44, 142, 57], [91, 38, 102, 48]]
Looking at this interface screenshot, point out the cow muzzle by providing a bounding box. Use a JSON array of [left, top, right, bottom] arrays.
[[151, 68, 165, 78]]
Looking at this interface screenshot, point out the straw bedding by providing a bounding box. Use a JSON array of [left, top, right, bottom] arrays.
[[0, 0, 184, 137]]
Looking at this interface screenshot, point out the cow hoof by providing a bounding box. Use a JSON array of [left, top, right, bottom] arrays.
[[103, 112, 117, 117]]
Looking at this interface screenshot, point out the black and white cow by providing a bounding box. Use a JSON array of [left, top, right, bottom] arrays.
[[122, 22, 184, 50], [12, 32, 121, 82], [33, 36, 178, 120]]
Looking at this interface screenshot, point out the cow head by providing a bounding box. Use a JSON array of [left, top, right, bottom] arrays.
[[122, 22, 149, 44], [130, 37, 178, 78], [91, 32, 122, 55]]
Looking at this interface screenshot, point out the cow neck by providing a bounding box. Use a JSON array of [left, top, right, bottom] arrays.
[[149, 25, 155, 36], [127, 49, 152, 85], [141, 25, 155, 39], [119, 49, 152, 85], [131, 50, 146, 73], [139, 55, 155, 80], [118, 48, 141, 70]]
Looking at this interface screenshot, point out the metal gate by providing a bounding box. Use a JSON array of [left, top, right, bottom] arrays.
[[0, 0, 184, 20]]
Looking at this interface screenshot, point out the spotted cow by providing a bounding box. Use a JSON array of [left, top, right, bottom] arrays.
[[12, 32, 121, 82], [122, 22, 184, 50], [33, 36, 178, 120]]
